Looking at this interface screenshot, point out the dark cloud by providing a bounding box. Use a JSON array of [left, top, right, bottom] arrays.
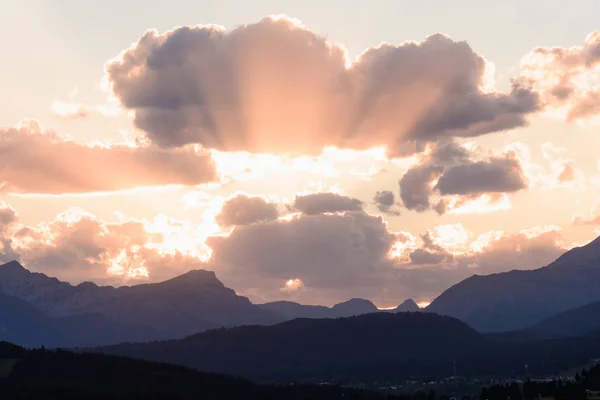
[[398, 141, 527, 214], [0, 121, 216, 194], [107, 16, 539, 155], [293, 192, 363, 215], [0, 203, 17, 229], [373, 191, 400, 216], [208, 211, 394, 290], [216, 194, 279, 227], [409, 248, 448, 265], [434, 153, 528, 195], [399, 165, 444, 212]]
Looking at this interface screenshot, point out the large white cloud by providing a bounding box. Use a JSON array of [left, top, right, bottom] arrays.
[[106, 16, 540, 156], [0, 120, 216, 194]]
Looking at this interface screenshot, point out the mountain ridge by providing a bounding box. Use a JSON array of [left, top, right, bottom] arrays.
[[96, 311, 600, 382], [0, 261, 282, 341], [0, 261, 420, 346], [426, 236, 600, 332]]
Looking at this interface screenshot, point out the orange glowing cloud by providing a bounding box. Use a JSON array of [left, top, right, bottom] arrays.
[[0, 204, 213, 284], [106, 16, 539, 156], [520, 30, 600, 121], [0, 120, 216, 194]]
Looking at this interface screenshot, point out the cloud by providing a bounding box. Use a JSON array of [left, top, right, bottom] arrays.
[[0, 201, 570, 306], [293, 192, 363, 215], [396, 224, 568, 278], [572, 198, 600, 226], [373, 190, 400, 216], [280, 278, 304, 292], [409, 248, 449, 265], [521, 30, 600, 121], [434, 153, 528, 195], [399, 164, 444, 212], [0, 120, 216, 194], [0, 202, 17, 229], [433, 193, 512, 216], [0, 206, 209, 283], [106, 16, 539, 156], [215, 194, 279, 227], [398, 141, 528, 214], [205, 202, 568, 305], [558, 162, 576, 183], [539, 142, 586, 190], [207, 210, 395, 301]]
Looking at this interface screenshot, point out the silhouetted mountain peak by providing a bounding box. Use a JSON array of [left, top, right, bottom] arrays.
[[331, 298, 378, 317], [0, 263, 282, 341], [0, 260, 28, 276], [76, 281, 99, 289], [394, 298, 420, 312], [549, 235, 600, 269], [161, 269, 223, 289]]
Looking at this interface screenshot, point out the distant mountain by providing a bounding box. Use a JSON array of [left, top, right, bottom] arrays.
[[426, 237, 600, 332], [96, 312, 600, 383], [257, 301, 332, 319], [0, 292, 155, 348], [0, 261, 282, 341], [330, 298, 379, 317], [393, 299, 420, 312], [0, 342, 383, 400], [98, 312, 490, 382], [258, 298, 379, 319], [524, 299, 600, 338], [258, 298, 419, 320]]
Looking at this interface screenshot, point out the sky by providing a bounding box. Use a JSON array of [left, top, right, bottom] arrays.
[[1, 0, 600, 307]]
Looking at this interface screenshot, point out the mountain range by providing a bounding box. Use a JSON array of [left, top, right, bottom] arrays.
[[0, 292, 155, 348], [0, 260, 281, 343], [426, 236, 600, 332], [0, 260, 418, 347], [96, 311, 600, 383], [98, 312, 489, 382], [258, 297, 420, 319], [3, 233, 600, 352], [3, 233, 600, 383]]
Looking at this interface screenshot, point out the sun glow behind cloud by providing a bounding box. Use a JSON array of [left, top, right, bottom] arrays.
[[210, 146, 389, 183]]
